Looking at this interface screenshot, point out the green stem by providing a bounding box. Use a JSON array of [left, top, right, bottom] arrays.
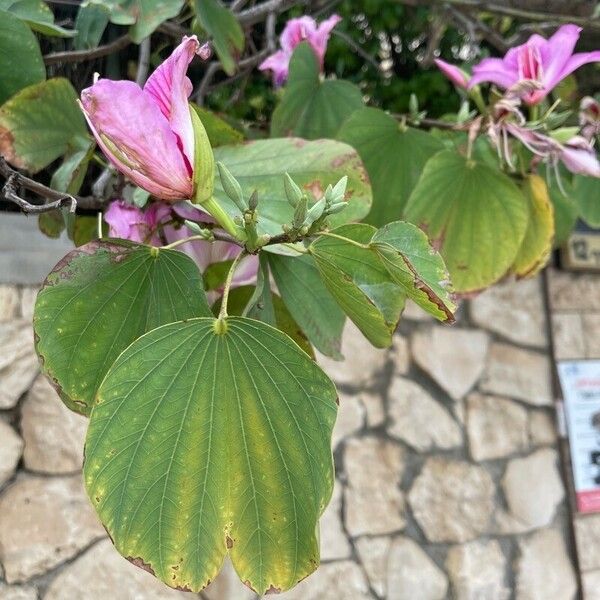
[[529, 104, 540, 122], [468, 86, 487, 115], [199, 196, 245, 241], [218, 251, 247, 320]]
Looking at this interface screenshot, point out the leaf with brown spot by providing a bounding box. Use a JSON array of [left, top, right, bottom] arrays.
[[371, 221, 456, 322], [33, 239, 211, 415], [213, 137, 372, 239], [0, 78, 88, 173], [84, 317, 337, 594], [310, 223, 406, 348]]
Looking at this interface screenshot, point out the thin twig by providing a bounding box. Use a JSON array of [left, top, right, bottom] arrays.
[[440, 0, 600, 30], [43, 34, 132, 65], [332, 30, 381, 72], [237, 0, 304, 25], [135, 37, 151, 86], [3, 174, 76, 214], [0, 158, 101, 210]]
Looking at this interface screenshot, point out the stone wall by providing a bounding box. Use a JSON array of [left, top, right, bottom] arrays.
[[549, 267, 600, 600], [0, 274, 583, 599]]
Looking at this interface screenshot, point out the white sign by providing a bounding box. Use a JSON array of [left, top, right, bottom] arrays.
[[558, 360, 600, 513]]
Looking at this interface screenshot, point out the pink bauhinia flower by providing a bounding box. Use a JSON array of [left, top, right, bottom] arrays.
[[433, 59, 469, 89], [104, 200, 257, 293], [259, 14, 342, 86], [80, 36, 209, 201], [468, 24, 600, 105]]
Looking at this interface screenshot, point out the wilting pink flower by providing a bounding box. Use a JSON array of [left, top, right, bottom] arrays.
[[434, 59, 469, 89], [104, 200, 257, 293], [469, 24, 600, 105], [560, 136, 600, 177], [80, 36, 207, 201], [259, 14, 341, 86]]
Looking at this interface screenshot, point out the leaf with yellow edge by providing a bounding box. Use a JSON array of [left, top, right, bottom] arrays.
[[84, 317, 337, 594], [512, 174, 554, 277]]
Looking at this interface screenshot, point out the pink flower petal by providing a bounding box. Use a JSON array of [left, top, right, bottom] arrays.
[[540, 24, 582, 92], [561, 136, 600, 178], [309, 14, 342, 64], [469, 57, 519, 89], [558, 50, 600, 84], [104, 200, 148, 242], [280, 16, 317, 53], [434, 58, 469, 89], [259, 50, 292, 86], [144, 36, 200, 173], [81, 79, 193, 201]]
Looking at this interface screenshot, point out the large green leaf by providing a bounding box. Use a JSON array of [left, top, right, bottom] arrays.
[[34, 240, 211, 415], [0, 10, 45, 104], [404, 151, 529, 293], [0, 0, 77, 36], [337, 107, 444, 226], [84, 316, 337, 594], [271, 43, 363, 140], [213, 138, 372, 236], [192, 104, 244, 147], [0, 78, 88, 172], [512, 174, 554, 277], [193, 0, 244, 76], [371, 221, 456, 322], [548, 178, 578, 247], [309, 224, 405, 348], [573, 175, 600, 228], [73, 3, 109, 49], [268, 254, 345, 359]]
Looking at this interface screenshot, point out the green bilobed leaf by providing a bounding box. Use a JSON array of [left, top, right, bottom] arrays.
[[213, 138, 372, 236], [0, 78, 89, 173], [271, 43, 364, 140], [34, 240, 211, 415], [73, 4, 109, 49], [371, 221, 456, 322], [310, 224, 405, 348], [268, 254, 345, 359], [191, 104, 244, 147], [573, 175, 600, 228], [404, 151, 529, 293], [512, 174, 554, 278], [0, 0, 77, 36], [84, 317, 336, 594], [193, 0, 244, 76], [337, 107, 444, 226], [0, 10, 45, 104]]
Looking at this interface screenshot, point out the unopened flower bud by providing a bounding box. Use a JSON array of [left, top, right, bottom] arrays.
[[248, 190, 259, 211], [217, 162, 246, 211], [306, 198, 326, 223], [292, 195, 308, 229], [284, 173, 304, 207], [327, 201, 347, 215]]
